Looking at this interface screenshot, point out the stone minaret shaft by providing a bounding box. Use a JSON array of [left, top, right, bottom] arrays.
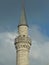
[[14, 2, 31, 65]]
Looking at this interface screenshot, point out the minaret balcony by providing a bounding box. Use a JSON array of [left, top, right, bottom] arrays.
[[14, 36, 31, 45]]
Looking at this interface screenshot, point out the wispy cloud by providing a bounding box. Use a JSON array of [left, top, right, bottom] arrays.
[[29, 25, 49, 65], [0, 31, 18, 65]]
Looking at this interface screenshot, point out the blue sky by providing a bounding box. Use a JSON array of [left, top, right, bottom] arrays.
[[0, 0, 49, 34], [0, 0, 49, 65]]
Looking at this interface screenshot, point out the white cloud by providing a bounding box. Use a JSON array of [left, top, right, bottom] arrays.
[[0, 31, 18, 65], [0, 25, 49, 65], [29, 25, 49, 65]]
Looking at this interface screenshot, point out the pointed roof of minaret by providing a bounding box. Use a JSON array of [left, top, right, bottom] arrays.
[[18, 0, 28, 27]]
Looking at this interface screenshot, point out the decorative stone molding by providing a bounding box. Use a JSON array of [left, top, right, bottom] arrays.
[[14, 36, 31, 45], [15, 44, 30, 50]]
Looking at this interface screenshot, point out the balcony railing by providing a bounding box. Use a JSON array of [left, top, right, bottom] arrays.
[[14, 36, 31, 45]]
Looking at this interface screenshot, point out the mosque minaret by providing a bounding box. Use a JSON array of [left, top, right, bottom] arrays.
[[14, 1, 31, 65]]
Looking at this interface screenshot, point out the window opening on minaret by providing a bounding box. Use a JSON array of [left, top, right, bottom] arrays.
[[23, 35, 25, 37]]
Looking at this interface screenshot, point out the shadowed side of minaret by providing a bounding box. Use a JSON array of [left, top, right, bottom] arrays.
[[14, 0, 31, 65]]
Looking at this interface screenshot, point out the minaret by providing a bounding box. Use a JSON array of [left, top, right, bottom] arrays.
[[14, 1, 31, 65]]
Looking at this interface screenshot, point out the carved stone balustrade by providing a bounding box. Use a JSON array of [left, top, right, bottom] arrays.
[[14, 36, 31, 45]]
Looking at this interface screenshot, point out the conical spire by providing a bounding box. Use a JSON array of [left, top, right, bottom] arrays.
[[18, 0, 28, 26]]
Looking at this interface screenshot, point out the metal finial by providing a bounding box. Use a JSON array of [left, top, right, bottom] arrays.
[[18, 0, 28, 27], [22, 0, 25, 10]]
